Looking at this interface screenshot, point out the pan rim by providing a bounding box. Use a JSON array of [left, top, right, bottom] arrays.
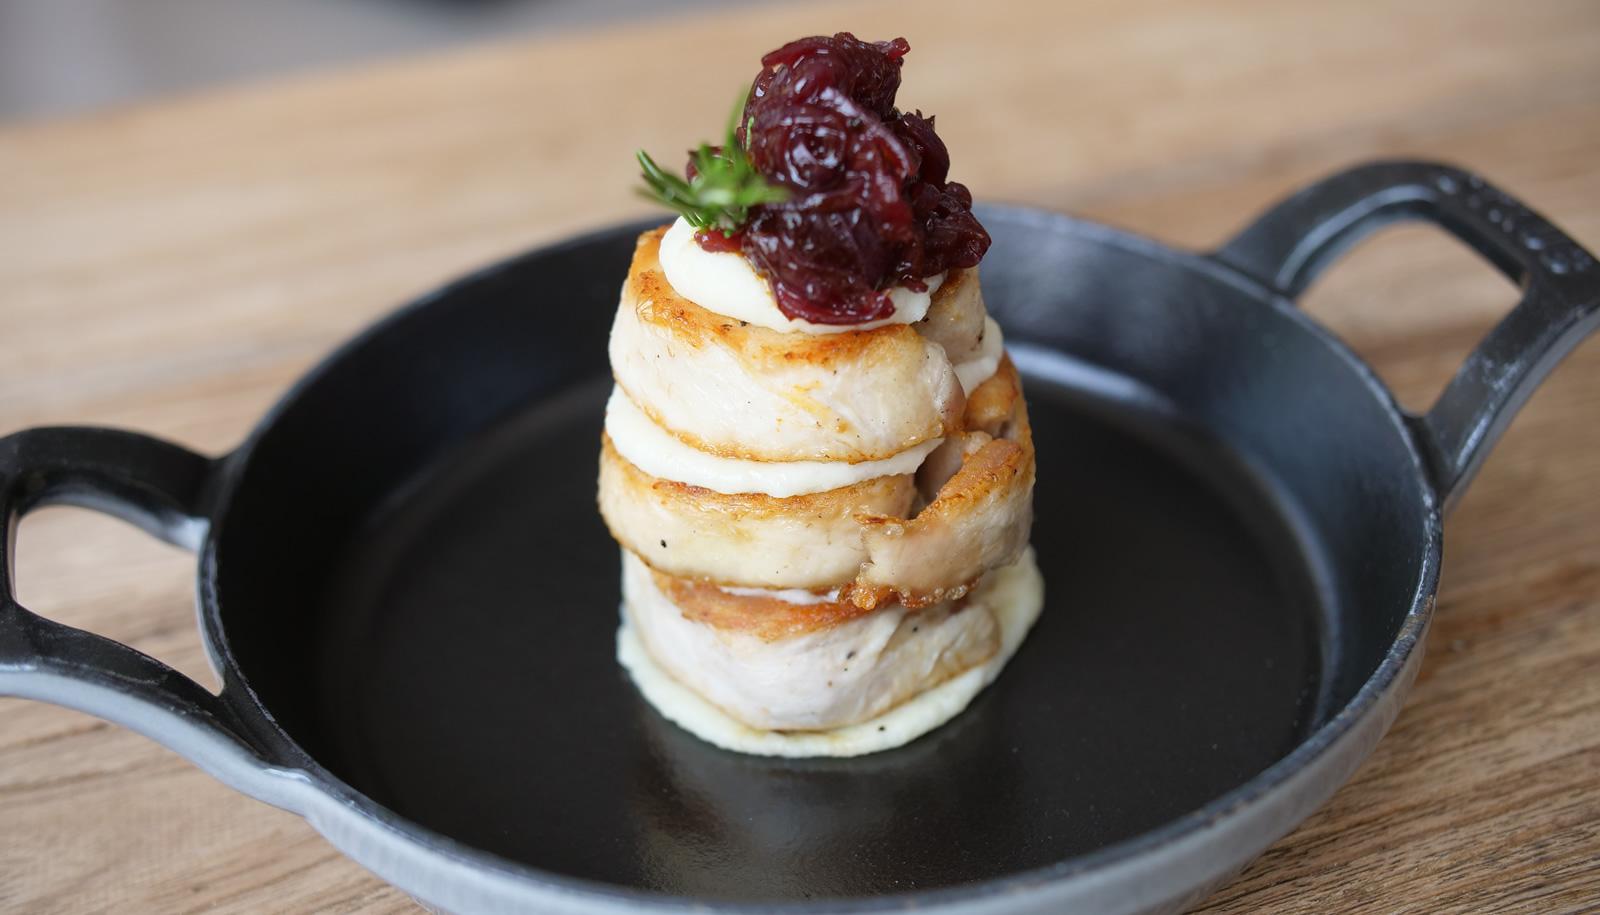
[[197, 206, 1444, 913]]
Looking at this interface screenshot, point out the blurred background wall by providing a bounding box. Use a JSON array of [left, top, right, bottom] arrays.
[[0, 0, 772, 121]]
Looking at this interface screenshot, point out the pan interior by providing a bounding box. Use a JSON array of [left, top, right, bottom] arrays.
[[303, 358, 1329, 902]]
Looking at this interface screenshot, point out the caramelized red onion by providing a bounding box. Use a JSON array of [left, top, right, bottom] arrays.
[[692, 33, 991, 325]]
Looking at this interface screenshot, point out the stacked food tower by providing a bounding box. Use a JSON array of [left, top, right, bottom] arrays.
[[598, 34, 1040, 757]]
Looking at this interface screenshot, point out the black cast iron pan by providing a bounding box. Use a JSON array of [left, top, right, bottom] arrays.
[[2, 161, 1596, 914]]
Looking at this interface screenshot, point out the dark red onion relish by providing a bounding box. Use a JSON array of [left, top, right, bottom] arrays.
[[694, 33, 990, 325]]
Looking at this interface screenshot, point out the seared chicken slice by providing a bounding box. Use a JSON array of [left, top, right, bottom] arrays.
[[609, 228, 969, 463], [602, 358, 1033, 597], [598, 435, 917, 589], [622, 549, 1000, 732], [850, 358, 1035, 609], [915, 266, 989, 364]]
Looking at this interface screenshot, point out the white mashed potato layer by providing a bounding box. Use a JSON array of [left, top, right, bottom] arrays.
[[658, 216, 944, 334], [604, 386, 943, 498]]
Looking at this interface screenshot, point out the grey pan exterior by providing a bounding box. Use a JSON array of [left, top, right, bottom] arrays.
[[1, 160, 1595, 914]]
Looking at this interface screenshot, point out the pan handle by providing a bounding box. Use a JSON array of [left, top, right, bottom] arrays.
[[1215, 160, 1600, 512], [0, 427, 306, 807]]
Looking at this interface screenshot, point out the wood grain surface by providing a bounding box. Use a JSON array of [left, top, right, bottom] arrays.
[[2, 0, 1597, 911]]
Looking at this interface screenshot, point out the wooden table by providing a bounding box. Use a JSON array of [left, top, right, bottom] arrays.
[[2, 0, 1597, 911]]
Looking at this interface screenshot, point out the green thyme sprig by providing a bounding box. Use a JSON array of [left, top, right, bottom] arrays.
[[636, 98, 788, 236]]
